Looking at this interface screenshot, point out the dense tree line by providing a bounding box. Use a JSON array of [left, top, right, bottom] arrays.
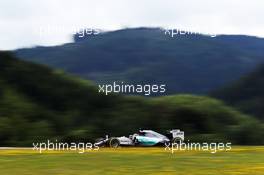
[[0, 52, 263, 146]]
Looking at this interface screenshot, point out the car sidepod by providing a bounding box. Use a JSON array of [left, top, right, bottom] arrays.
[[135, 136, 164, 146]]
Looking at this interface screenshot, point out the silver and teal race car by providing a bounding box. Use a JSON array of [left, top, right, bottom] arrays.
[[94, 129, 184, 148]]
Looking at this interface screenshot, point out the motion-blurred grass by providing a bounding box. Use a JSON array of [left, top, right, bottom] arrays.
[[0, 147, 264, 175]]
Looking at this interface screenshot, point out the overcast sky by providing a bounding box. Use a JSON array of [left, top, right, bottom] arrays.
[[0, 0, 263, 50]]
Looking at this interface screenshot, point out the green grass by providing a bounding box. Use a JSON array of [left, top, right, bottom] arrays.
[[0, 147, 264, 175]]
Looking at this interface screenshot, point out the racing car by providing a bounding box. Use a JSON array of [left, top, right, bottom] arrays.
[[94, 129, 184, 148]]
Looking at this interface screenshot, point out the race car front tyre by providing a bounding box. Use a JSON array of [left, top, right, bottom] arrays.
[[109, 138, 120, 148]]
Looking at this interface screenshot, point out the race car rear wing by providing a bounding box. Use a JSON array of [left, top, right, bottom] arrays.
[[167, 129, 184, 141]]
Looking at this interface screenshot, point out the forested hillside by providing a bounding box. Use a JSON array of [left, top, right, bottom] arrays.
[[212, 64, 264, 121], [1, 52, 263, 146], [15, 28, 264, 94]]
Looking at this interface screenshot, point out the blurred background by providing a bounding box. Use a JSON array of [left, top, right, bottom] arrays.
[[0, 0, 264, 146]]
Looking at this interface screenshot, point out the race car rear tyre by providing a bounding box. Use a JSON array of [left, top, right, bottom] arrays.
[[109, 138, 120, 148], [171, 137, 183, 144]]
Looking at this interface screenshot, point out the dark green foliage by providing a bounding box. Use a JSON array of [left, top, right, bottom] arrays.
[[212, 65, 264, 121], [0, 52, 263, 146]]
